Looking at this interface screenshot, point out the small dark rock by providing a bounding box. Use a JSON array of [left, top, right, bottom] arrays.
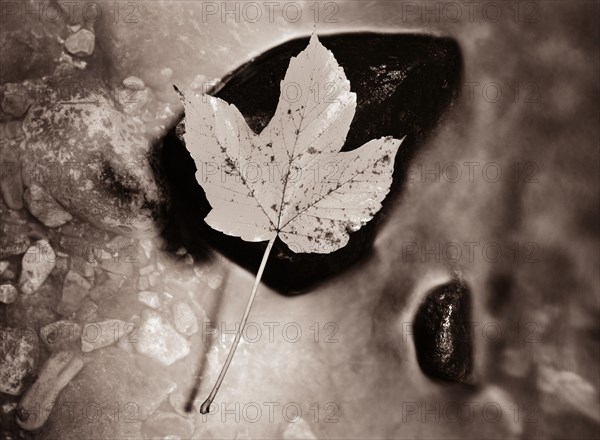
[[413, 281, 473, 383]]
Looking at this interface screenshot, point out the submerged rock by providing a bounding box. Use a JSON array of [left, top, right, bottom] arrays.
[[21, 73, 169, 238], [413, 281, 473, 383], [135, 309, 190, 366], [172, 300, 198, 335]]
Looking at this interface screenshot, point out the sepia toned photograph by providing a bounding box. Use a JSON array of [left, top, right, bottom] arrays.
[[0, 1, 598, 439]]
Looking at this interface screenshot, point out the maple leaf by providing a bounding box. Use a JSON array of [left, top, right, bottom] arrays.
[[179, 34, 404, 413], [181, 34, 404, 254]]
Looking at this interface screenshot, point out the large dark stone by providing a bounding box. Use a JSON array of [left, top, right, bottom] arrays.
[[162, 32, 462, 293], [413, 281, 473, 383]]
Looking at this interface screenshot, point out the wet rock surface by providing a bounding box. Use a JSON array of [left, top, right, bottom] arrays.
[[413, 281, 473, 383], [21, 73, 169, 238], [0, 327, 38, 396], [167, 32, 462, 293]]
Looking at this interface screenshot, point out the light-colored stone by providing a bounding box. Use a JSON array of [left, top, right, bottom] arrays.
[[24, 183, 72, 227], [19, 239, 55, 294], [0, 283, 18, 303], [0, 260, 9, 274], [64, 28, 95, 56], [172, 300, 198, 335], [135, 309, 190, 366]]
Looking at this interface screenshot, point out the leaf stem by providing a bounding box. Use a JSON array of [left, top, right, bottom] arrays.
[[200, 238, 276, 414]]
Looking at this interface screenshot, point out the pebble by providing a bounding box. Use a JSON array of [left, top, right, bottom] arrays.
[[0, 283, 18, 303], [0, 143, 24, 209], [64, 29, 95, 56], [172, 300, 198, 335], [81, 319, 136, 352], [0, 260, 9, 274], [17, 350, 84, 430], [56, 270, 91, 316], [138, 290, 161, 309], [23, 183, 73, 228], [19, 239, 56, 294], [0, 327, 38, 395], [135, 309, 190, 366]]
